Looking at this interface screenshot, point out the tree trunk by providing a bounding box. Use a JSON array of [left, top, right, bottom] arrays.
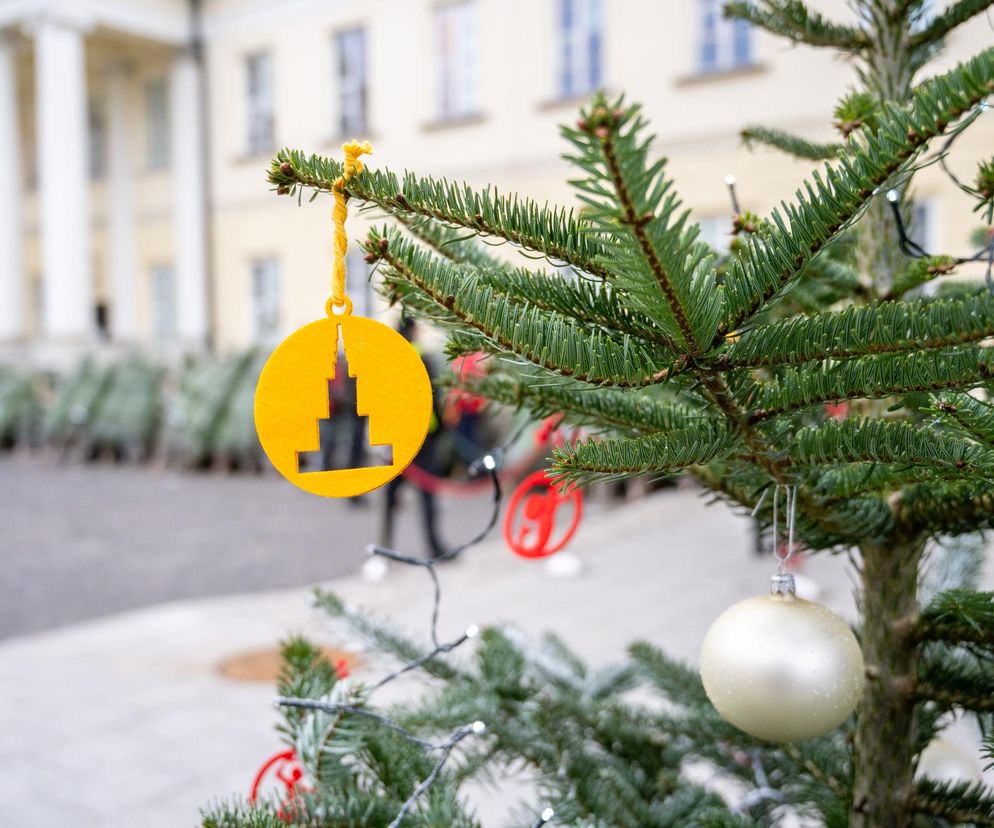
[[849, 8, 921, 824], [850, 534, 925, 828]]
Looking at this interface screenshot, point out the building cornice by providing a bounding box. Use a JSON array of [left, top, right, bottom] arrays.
[[1, 0, 189, 46]]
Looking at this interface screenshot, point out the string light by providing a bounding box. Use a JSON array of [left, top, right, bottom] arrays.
[[885, 187, 994, 282], [725, 173, 742, 216], [884, 100, 994, 287], [385, 721, 487, 828], [277, 424, 562, 825]]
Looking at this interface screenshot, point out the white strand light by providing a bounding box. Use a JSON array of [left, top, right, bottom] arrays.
[[482, 453, 497, 470], [886, 189, 899, 203], [725, 174, 737, 186], [542, 807, 555, 820], [471, 720, 487, 734], [465, 624, 480, 638]]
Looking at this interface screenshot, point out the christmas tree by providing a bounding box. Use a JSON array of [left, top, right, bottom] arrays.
[[206, 2, 994, 826]]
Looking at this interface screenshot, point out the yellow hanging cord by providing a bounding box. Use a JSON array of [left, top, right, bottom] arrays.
[[329, 139, 373, 315]]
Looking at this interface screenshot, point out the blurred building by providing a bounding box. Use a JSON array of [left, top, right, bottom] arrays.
[[0, 0, 991, 363]]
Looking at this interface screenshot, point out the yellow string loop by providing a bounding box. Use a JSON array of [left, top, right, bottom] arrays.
[[329, 139, 373, 314]]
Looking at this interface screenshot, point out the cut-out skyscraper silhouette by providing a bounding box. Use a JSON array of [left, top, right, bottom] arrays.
[[296, 324, 393, 473]]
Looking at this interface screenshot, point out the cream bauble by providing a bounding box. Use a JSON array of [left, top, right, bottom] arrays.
[[699, 582, 864, 742]]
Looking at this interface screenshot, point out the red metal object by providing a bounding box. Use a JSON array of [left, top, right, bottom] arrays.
[[503, 470, 584, 558], [535, 414, 565, 446], [824, 402, 849, 420], [249, 748, 307, 821]]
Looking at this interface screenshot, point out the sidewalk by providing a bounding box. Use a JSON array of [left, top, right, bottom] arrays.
[[0, 486, 985, 826]]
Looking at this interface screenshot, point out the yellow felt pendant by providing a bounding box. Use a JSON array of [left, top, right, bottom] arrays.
[[253, 142, 433, 498]]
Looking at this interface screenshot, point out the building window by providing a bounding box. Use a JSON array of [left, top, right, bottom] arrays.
[[558, 0, 602, 98], [31, 276, 43, 335], [151, 265, 177, 345], [346, 245, 372, 317], [250, 257, 281, 341], [435, 1, 479, 121], [144, 77, 171, 169], [246, 52, 275, 155], [910, 200, 937, 254], [699, 0, 752, 73], [88, 100, 107, 180], [334, 27, 368, 136]]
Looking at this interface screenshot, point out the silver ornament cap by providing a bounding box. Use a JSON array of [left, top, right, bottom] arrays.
[[699, 588, 864, 742]]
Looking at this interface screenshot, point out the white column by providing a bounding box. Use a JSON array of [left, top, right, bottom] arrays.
[[171, 50, 209, 348], [33, 14, 92, 342], [106, 61, 138, 341], [0, 32, 23, 342]]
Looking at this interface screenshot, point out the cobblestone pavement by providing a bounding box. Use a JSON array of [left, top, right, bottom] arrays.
[[0, 454, 493, 638]]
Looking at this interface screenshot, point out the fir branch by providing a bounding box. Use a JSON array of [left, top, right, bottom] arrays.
[[202, 800, 316, 828], [909, 0, 994, 48], [702, 459, 894, 546], [933, 392, 994, 450], [889, 255, 959, 297], [550, 421, 736, 489], [721, 292, 994, 369], [480, 263, 677, 350], [724, 0, 868, 49], [388, 212, 501, 269], [809, 461, 970, 504], [784, 418, 994, 477], [597, 129, 705, 353], [448, 370, 713, 435], [374, 235, 673, 387], [377, 272, 461, 325], [628, 641, 712, 708], [746, 347, 994, 422], [917, 588, 994, 647], [720, 47, 994, 336], [270, 150, 611, 278], [313, 591, 466, 682], [780, 743, 850, 802], [692, 371, 857, 547], [913, 778, 994, 826], [562, 100, 721, 354], [740, 124, 844, 160], [369, 226, 677, 348], [917, 642, 994, 711], [895, 478, 994, 536]]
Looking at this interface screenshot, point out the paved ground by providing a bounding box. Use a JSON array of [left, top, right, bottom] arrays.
[[0, 464, 991, 826], [0, 454, 493, 637]]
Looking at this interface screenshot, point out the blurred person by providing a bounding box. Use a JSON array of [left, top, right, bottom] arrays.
[[380, 317, 449, 559], [443, 351, 486, 465], [316, 349, 367, 506]]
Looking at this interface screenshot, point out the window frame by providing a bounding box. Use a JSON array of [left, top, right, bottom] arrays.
[[434, 0, 480, 122], [144, 76, 171, 171], [334, 26, 368, 137], [698, 0, 753, 74], [150, 263, 177, 346], [245, 51, 275, 156], [558, 0, 602, 99], [249, 256, 281, 343], [88, 98, 107, 180]]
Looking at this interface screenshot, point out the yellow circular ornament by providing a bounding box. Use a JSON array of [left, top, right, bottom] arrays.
[[254, 310, 433, 498], [257, 141, 431, 498]]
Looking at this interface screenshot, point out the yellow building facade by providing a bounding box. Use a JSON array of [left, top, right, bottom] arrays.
[[0, 0, 991, 363]]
